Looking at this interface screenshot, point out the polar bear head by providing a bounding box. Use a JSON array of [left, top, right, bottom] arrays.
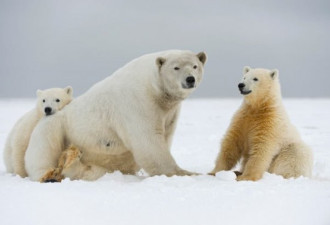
[[238, 66, 281, 102], [36, 86, 73, 116], [155, 51, 207, 100]]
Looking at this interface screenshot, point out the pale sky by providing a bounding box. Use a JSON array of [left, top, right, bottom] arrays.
[[1, 0, 329, 98]]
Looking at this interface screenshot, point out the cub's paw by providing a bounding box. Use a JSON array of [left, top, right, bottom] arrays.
[[40, 168, 64, 183], [236, 174, 261, 182], [234, 171, 243, 177], [207, 169, 218, 176]]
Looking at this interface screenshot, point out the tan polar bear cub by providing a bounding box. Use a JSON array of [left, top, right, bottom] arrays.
[[210, 67, 313, 181], [3, 86, 73, 177], [25, 50, 207, 182]]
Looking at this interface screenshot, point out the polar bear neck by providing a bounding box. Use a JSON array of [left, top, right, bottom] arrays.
[[147, 74, 184, 111], [243, 83, 283, 112], [159, 90, 183, 108], [150, 85, 183, 111]]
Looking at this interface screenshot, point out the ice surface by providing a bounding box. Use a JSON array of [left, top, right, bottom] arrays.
[[0, 98, 329, 225]]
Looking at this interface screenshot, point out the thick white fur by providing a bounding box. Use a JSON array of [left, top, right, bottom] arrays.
[[3, 87, 73, 177], [25, 50, 207, 181]]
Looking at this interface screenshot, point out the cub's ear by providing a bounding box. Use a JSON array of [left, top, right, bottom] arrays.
[[270, 69, 279, 79], [196, 52, 207, 65], [243, 66, 251, 74], [36, 89, 43, 97], [156, 57, 166, 69], [64, 86, 73, 96]]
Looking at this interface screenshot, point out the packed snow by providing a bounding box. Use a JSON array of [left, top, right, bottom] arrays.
[[0, 98, 329, 225]]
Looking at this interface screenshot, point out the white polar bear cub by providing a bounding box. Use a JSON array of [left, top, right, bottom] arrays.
[[25, 50, 207, 182], [3, 86, 73, 177]]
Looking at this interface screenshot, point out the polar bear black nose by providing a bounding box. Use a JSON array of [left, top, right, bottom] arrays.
[[45, 107, 52, 115], [186, 76, 195, 84], [238, 83, 245, 89]]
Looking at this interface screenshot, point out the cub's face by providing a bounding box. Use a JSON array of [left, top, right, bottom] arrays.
[[238, 66, 279, 98], [156, 51, 207, 99], [36, 86, 73, 116]]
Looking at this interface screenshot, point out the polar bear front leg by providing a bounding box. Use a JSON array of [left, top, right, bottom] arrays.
[[209, 113, 245, 176], [237, 142, 278, 181], [122, 125, 194, 176], [209, 132, 242, 175], [134, 137, 187, 176]]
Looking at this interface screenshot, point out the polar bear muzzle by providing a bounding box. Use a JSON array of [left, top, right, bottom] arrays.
[[182, 76, 196, 89], [238, 83, 251, 95], [44, 107, 53, 116]]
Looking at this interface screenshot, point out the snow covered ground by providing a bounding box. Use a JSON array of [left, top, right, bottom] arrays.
[[0, 98, 329, 225]]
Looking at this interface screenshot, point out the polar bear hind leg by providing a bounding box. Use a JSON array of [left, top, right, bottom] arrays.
[[269, 142, 313, 178], [25, 114, 65, 181], [60, 145, 107, 181]]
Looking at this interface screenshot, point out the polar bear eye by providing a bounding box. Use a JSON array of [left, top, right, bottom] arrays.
[[42, 99, 45, 103], [193, 65, 197, 69], [253, 78, 258, 81], [174, 67, 180, 70], [56, 99, 60, 102]]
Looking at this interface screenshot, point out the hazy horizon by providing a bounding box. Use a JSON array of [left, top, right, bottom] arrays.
[[1, 0, 330, 98]]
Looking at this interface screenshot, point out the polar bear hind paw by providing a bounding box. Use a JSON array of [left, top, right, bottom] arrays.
[[58, 145, 82, 169], [40, 168, 64, 183], [173, 168, 200, 176]]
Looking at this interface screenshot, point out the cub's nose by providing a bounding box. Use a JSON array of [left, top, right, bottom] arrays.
[[238, 83, 245, 89], [186, 76, 195, 85], [44, 107, 52, 115]]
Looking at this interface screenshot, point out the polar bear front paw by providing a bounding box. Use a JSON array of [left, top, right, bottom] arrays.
[[236, 174, 261, 181], [174, 168, 200, 176], [234, 171, 243, 177]]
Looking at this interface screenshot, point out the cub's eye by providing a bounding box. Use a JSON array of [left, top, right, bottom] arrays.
[[56, 99, 60, 102], [174, 67, 180, 70], [253, 78, 258, 81], [42, 99, 45, 103], [193, 65, 197, 69]]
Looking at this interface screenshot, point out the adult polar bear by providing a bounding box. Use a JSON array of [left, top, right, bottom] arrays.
[[25, 50, 207, 181]]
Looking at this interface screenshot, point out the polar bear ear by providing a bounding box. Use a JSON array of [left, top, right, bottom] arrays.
[[36, 89, 43, 97], [64, 86, 73, 96], [243, 66, 251, 74], [156, 57, 166, 69], [196, 52, 207, 65], [270, 69, 279, 79]]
